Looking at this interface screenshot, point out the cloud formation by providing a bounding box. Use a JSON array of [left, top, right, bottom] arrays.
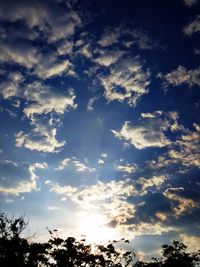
[[183, 15, 200, 36], [159, 66, 200, 87], [112, 111, 179, 149], [100, 56, 150, 107], [0, 161, 47, 195]]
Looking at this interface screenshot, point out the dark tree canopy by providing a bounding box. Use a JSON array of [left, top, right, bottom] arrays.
[[0, 212, 199, 267]]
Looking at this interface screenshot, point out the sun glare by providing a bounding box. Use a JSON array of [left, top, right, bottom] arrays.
[[76, 213, 120, 243]]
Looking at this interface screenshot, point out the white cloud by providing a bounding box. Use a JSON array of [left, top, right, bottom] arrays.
[[79, 44, 92, 59], [73, 160, 88, 172], [159, 65, 200, 87], [56, 158, 70, 170], [0, 41, 38, 68], [98, 30, 120, 47], [0, 72, 23, 99], [36, 60, 73, 79], [23, 83, 77, 118], [57, 40, 73, 56], [98, 159, 105, 165], [0, 0, 81, 42], [100, 56, 150, 107], [87, 96, 99, 111], [15, 119, 66, 153], [95, 50, 123, 67], [115, 164, 137, 173], [0, 161, 47, 195], [183, 0, 199, 6], [15, 122, 65, 152], [183, 15, 200, 36], [50, 179, 136, 224], [112, 112, 176, 149]]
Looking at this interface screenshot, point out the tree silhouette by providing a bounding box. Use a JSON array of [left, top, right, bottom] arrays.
[[0, 211, 199, 267]]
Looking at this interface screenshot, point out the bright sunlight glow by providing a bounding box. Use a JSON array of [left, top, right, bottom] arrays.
[[76, 212, 120, 243]]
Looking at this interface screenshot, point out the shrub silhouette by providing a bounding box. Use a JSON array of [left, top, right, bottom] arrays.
[[0, 211, 199, 267]]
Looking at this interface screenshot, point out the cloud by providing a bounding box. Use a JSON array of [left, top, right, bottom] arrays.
[[0, 40, 38, 68], [159, 65, 200, 87], [56, 158, 70, 170], [100, 56, 150, 107], [183, 15, 200, 36], [98, 159, 105, 165], [57, 40, 74, 56], [164, 187, 199, 218], [95, 50, 123, 67], [36, 59, 74, 79], [112, 111, 177, 149], [98, 29, 120, 47], [183, 0, 199, 6], [23, 82, 77, 118], [50, 179, 136, 225], [123, 29, 155, 50], [145, 123, 200, 170], [87, 96, 99, 111], [180, 234, 200, 252], [0, 72, 23, 99], [0, 0, 81, 42], [168, 123, 200, 168], [55, 157, 96, 172], [6, 79, 77, 153], [0, 161, 47, 195], [138, 175, 167, 192], [15, 119, 66, 153], [73, 160, 88, 172], [115, 164, 137, 173]]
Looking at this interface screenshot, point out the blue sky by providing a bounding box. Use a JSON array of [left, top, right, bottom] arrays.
[[0, 0, 200, 259]]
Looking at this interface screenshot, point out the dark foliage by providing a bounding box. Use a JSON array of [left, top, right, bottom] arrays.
[[0, 212, 199, 267]]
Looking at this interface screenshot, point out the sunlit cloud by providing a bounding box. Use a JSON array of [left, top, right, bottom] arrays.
[[0, 161, 47, 195]]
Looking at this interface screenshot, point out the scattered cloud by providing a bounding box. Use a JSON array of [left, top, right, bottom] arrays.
[[164, 187, 199, 218], [112, 111, 179, 149], [100, 56, 150, 107], [183, 0, 199, 6], [159, 65, 200, 87], [87, 96, 99, 111], [0, 72, 23, 99], [0, 161, 47, 195], [98, 159, 105, 165], [15, 119, 66, 153], [0, 0, 81, 42], [36, 59, 74, 79], [50, 179, 136, 225], [56, 158, 70, 170], [0, 40, 38, 68], [183, 15, 200, 36], [95, 50, 123, 67], [98, 29, 120, 47], [115, 163, 137, 173], [23, 83, 77, 118], [138, 175, 167, 192]]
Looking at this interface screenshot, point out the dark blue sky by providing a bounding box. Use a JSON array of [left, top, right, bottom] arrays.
[[0, 0, 200, 259]]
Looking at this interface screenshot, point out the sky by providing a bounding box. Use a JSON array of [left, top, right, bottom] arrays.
[[0, 0, 200, 260]]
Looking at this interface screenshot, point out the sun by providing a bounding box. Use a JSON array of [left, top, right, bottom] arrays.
[[75, 212, 120, 243]]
